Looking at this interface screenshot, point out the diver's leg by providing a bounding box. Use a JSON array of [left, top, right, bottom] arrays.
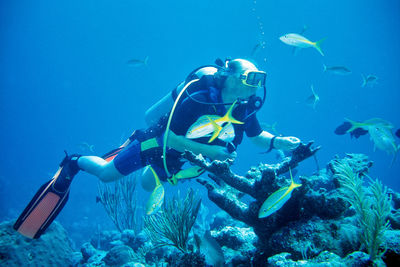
[[78, 140, 145, 182], [78, 156, 123, 182], [141, 166, 156, 192]]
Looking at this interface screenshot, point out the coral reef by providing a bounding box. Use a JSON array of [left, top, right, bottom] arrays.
[[183, 147, 400, 265], [97, 173, 142, 234], [102, 245, 136, 266], [267, 251, 372, 266], [0, 220, 79, 266], [165, 252, 206, 267], [3, 150, 400, 266], [143, 189, 201, 253], [183, 141, 320, 239]]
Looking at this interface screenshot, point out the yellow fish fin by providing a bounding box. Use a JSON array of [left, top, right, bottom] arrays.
[[289, 167, 302, 189], [345, 118, 368, 133], [174, 166, 204, 180], [314, 38, 325, 56], [148, 166, 161, 186], [207, 116, 222, 143], [222, 100, 244, 125]]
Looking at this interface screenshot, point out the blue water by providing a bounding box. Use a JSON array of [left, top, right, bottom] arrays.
[[1, 0, 399, 245]]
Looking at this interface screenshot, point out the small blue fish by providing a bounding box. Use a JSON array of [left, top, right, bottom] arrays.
[[361, 74, 378, 87], [260, 122, 279, 135], [127, 56, 149, 67], [251, 40, 266, 57], [345, 118, 394, 133], [77, 142, 95, 152], [195, 230, 224, 267], [305, 84, 319, 110], [323, 64, 352, 75], [345, 118, 399, 164], [369, 125, 398, 155]]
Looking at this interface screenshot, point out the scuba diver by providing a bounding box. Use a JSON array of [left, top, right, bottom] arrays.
[[14, 58, 301, 239]]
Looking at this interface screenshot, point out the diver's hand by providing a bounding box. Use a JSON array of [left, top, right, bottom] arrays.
[[274, 136, 301, 151], [208, 145, 237, 161]]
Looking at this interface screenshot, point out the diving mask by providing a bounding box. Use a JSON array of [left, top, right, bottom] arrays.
[[239, 70, 266, 88]]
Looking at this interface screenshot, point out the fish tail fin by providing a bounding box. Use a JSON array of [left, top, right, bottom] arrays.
[[294, 182, 302, 189], [289, 167, 295, 182], [314, 38, 325, 56], [272, 122, 277, 133], [144, 56, 149, 65], [229, 116, 244, 125], [323, 64, 327, 72], [300, 24, 308, 34], [289, 168, 302, 188], [361, 74, 367, 87], [207, 116, 222, 143], [390, 148, 398, 168], [344, 118, 365, 133], [148, 166, 161, 186], [224, 101, 244, 125]]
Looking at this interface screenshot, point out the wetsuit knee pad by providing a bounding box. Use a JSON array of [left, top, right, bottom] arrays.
[[113, 140, 144, 176]]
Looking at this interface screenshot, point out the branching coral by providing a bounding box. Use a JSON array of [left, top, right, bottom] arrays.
[[183, 141, 320, 239], [334, 161, 392, 262], [143, 189, 201, 253], [98, 174, 142, 234]]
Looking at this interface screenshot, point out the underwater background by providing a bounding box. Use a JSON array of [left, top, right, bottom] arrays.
[[1, 0, 399, 249]]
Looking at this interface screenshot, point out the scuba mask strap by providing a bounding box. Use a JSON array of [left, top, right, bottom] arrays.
[[245, 84, 266, 121]]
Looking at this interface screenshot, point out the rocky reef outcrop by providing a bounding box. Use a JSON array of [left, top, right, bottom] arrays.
[[183, 147, 400, 266], [0, 220, 79, 266], [2, 148, 400, 266]]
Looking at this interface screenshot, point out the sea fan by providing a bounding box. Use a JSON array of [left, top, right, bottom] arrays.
[[335, 162, 391, 262]]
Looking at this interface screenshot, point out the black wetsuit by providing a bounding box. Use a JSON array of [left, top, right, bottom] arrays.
[[170, 75, 262, 148], [114, 75, 262, 180]]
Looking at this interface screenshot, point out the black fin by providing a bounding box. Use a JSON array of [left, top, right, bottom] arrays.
[[350, 128, 369, 139], [334, 121, 352, 135], [14, 154, 79, 239], [215, 58, 224, 67], [335, 121, 368, 139], [13, 169, 71, 238]]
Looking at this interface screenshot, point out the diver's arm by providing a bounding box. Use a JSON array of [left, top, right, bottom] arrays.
[[249, 130, 300, 151], [167, 131, 235, 161]]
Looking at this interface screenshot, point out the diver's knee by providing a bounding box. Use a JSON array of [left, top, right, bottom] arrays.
[[141, 167, 156, 192], [99, 163, 124, 182]]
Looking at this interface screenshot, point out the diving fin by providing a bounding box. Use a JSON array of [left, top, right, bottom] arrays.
[[13, 153, 80, 239]]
